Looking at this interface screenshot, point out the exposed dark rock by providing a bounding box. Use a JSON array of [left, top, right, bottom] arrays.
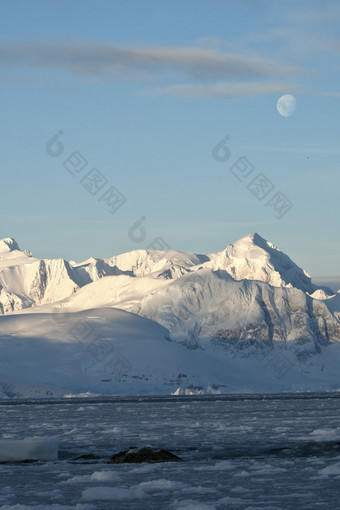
[[109, 447, 182, 464], [0, 459, 39, 465], [73, 454, 101, 461]]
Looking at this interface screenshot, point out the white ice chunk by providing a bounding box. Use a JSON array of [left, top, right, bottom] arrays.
[[82, 486, 145, 501], [0, 436, 58, 462], [319, 462, 340, 476]]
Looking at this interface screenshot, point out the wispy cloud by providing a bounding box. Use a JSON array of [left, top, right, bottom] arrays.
[[317, 91, 340, 97], [251, 27, 338, 56], [150, 81, 303, 98], [246, 2, 340, 58], [291, 4, 340, 23], [0, 40, 299, 82]]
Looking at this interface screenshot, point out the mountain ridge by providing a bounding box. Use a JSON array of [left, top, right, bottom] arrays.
[[0, 233, 336, 316], [1, 232, 339, 347], [1, 233, 340, 396]]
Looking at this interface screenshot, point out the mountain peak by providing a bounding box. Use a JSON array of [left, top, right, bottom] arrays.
[[243, 232, 263, 242], [201, 233, 314, 293], [0, 238, 20, 253], [233, 233, 273, 249], [226, 233, 274, 259]]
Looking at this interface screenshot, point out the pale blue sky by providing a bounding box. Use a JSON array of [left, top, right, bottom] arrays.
[[1, 0, 339, 278]]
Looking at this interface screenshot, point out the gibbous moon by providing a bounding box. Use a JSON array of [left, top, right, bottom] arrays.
[[277, 94, 296, 117]]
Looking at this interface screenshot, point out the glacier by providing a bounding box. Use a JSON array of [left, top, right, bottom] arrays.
[[0, 233, 340, 397]]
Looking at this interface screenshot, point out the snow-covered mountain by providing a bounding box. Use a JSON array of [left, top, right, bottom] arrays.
[[0, 233, 334, 314], [1, 233, 340, 396], [0, 238, 127, 314], [198, 233, 320, 293], [3, 305, 340, 398]]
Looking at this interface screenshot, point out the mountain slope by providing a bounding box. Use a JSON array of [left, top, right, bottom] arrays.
[[2, 306, 340, 397], [0, 233, 333, 316], [0, 307, 250, 397], [194, 233, 326, 293], [37, 267, 340, 354], [1, 232, 340, 395]]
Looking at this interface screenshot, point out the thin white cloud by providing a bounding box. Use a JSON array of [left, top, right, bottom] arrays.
[[150, 81, 303, 98], [0, 40, 300, 81], [251, 27, 337, 56], [317, 91, 340, 97]]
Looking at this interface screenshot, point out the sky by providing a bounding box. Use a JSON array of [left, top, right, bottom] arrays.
[[0, 0, 339, 278]]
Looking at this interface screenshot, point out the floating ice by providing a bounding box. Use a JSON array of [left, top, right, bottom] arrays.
[[319, 462, 340, 476], [82, 486, 145, 501], [0, 436, 58, 462]]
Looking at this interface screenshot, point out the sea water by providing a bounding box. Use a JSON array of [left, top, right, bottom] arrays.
[[0, 394, 340, 509]]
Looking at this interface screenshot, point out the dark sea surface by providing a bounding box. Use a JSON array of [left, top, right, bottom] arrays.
[[1, 393, 340, 509]]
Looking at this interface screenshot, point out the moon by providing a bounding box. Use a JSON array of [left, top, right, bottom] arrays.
[[277, 94, 296, 117]]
